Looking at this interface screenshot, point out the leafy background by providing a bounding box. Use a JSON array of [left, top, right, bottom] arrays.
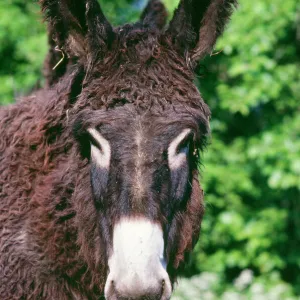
[[1, 0, 299, 298]]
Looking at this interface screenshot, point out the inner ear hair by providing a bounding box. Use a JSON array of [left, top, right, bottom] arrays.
[[167, 0, 238, 64], [39, 0, 114, 63], [43, 25, 69, 87]]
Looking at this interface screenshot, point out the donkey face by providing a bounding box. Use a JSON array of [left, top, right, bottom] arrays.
[[41, 0, 236, 299], [74, 104, 208, 298]]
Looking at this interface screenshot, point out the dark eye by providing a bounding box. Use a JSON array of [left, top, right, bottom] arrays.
[[167, 129, 194, 204], [176, 133, 192, 155], [88, 130, 102, 151]]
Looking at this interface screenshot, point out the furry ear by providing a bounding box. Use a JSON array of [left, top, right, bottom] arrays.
[[40, 0, 114, 63], [167, 0, 237, 64], [140, 0, 168, 30]]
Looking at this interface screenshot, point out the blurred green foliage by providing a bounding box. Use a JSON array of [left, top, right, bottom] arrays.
[[192, 0, 300, 297], [0, 0, 299, 298], [0, 1, 46, 104]]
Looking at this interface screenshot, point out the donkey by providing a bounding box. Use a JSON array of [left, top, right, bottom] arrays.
[[0, 0, 236, 299]]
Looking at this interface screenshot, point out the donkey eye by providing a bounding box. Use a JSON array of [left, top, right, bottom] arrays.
[[168, 129, 192, 170], [89, 131, 102, 151], [176, 135, 192, 155], [87, 128, 111, 169]]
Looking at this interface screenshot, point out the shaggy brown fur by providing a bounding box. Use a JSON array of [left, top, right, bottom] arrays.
[[0, 0, 236, 299]]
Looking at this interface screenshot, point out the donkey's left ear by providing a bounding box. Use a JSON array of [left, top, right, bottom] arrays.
[[40, 0, 114, 62], [167, 0, 237, 65]]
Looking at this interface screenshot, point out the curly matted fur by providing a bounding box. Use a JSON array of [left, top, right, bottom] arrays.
[[0, 0, 237, 299]]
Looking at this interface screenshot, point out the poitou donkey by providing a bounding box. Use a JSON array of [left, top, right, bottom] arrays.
[[0, 0, 237, 299]]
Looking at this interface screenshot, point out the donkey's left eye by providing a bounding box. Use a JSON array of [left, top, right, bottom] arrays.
[[176, 135, 191, 155], [168, 129, 192, 170]]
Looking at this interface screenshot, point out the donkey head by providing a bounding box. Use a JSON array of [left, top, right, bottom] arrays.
[[41, 0, 236, 299]]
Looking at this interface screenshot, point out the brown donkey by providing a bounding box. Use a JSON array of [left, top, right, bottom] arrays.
[[0, 0, 236, 299]]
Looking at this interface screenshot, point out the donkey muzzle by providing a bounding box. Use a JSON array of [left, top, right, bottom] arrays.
[[104, 218, 172, 300]]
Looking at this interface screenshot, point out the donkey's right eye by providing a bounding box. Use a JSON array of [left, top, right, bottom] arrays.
[[89, 132, 102, 151], [87, 128, 111, 169]]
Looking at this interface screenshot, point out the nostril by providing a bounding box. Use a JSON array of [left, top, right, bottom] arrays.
[[161, 279, 165, 294], [105, 277, 118, 300]]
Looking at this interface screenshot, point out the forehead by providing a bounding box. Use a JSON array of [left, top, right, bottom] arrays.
[[92, 104, 207, 149], [85, 30, 204, 110]]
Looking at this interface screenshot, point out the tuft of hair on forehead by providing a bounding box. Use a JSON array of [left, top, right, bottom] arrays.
[[140, 0, 168, 30]]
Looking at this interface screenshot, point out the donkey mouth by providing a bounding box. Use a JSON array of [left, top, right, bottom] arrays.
[[105, 274, 172, 300], [106, 280, 169, 300]]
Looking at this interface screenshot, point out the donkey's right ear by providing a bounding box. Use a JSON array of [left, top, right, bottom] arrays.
[[40, 0, 114, 63]]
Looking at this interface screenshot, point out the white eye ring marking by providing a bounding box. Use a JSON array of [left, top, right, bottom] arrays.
[[87, 128, 111, 169], [168, 128, 191, 170]]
